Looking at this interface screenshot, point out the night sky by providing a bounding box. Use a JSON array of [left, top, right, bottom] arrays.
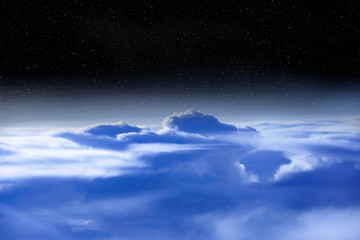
[[1, 0, 360, 125]]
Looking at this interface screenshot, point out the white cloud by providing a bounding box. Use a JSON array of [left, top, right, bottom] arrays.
[[1, 111, 359, 183], [253, 118, 360, 180], [279, 208, 360, 240], [0, 110, 261, 182], [196, 207, 360, 240], [0, 133, 210, 180], [0, 134, 197, 179]]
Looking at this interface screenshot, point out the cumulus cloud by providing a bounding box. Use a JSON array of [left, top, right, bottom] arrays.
[[0, 110, 259, 182], [162, 109, 257, 136], [1, 110, 359, 183]]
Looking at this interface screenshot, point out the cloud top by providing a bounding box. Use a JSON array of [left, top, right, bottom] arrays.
[[162, 109, 240, 135]]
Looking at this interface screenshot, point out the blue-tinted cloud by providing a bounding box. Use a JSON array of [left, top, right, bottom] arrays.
[[0, 110, 359, 239], [1, 161, 359, 239], [254, 118, 360, 179], [196, 206, 360, 240], [0, 147, 13, 156], [0, 110, 259, 182], [84, 122, 142, 138], [162, 109, 257, 136]]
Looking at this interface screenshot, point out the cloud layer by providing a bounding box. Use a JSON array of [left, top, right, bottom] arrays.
[[0, 109, 359, 239]]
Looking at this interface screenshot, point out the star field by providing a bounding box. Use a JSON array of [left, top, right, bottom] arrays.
[[1, 1, 360, 125], [2, 1, 360, 78]]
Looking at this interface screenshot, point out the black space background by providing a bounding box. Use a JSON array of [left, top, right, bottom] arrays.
[[1, 0, 360, 91]]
